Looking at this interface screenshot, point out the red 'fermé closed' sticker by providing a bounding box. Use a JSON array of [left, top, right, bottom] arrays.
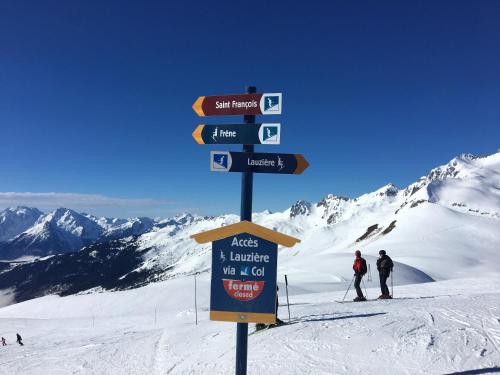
[[223, 279, 265, 301]]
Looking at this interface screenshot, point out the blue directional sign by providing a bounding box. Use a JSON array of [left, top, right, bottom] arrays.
[[210, 151, 309, 175], [192, 123, 281, 145], [191, 221, 301, 324], [210, 233, 278, 323]]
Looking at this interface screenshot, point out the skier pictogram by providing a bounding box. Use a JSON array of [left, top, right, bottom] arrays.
[[263, 95, 280, 113], [277, 156, 284, 171]]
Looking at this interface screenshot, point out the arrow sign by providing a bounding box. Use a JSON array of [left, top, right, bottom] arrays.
[[192, 124, 281, 145], [193, 93, 282, 116], [210, 151, 309, 175]]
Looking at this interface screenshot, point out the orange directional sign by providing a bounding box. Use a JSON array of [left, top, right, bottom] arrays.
[[193, 93, 282, 116]]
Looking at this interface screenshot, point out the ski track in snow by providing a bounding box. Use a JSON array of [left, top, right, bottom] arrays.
[[0, 276, 499, 374]]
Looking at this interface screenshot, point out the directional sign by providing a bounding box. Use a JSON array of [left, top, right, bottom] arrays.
[[210, 151, 309, 175], [192, 124, 281, 145], [192, 93, 282, 116], [210, 233, 278, 323], [191, 221, 301, 324]]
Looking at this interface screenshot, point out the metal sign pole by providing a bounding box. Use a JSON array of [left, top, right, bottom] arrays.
[[235, 85, 256, 375]]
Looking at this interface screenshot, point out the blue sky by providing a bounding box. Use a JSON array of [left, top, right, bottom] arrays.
[[0, 0, 499, 218]]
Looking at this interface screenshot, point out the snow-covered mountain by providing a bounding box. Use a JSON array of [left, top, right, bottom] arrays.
[[0, 208, 103, 259], [0, 208, 171, 259], [0, 206, 43, 242], [0, 151, 499, 304], [132, 151, 500, 286], [89, 215, 157, 240]]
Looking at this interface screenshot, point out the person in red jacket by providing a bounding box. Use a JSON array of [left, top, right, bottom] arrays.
[[352, 250, 368, 301]]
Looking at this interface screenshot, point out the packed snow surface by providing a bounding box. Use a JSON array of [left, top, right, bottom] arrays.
[[0, 274, 499, 374]]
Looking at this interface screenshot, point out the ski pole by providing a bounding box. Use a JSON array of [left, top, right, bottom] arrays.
[[342, 276, 355, 302], [390, 269, 394, 298], [285, 275, 291, 323], [194, 272, 198, 325], [362, 278, 368, 299], [367, 264, 372, 283]]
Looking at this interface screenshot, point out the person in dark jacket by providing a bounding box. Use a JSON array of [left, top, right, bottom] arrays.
[[352, 250, 368, 302], [16, 333, 23, 346], [376, 250, 394, 299]]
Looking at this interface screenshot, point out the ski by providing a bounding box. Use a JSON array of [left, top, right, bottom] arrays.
[[336, 296, 441, 304], [249, 321, 289, 335]]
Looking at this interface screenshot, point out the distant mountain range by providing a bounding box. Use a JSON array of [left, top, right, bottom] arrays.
[[0, 206, 43, 243], [0, 207, 198, 259], [0, 151, 499, 305]]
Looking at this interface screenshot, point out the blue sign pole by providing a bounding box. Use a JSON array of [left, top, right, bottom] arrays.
[[235, 85, 256, 375]]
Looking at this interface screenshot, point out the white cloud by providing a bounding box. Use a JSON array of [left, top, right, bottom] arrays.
[[0, 192, 177, 218]]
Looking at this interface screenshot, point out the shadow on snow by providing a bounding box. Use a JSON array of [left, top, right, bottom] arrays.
[[286, 312, 387, 325], [443, 367, 500, 375]]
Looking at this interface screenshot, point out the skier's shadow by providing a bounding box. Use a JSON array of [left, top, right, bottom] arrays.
[[290, 312, 386, 325], [443, 368, 500, 375]]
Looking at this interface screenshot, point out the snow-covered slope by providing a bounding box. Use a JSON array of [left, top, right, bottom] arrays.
[[0, 274, 498, 374], [133, 152, 500, 288]]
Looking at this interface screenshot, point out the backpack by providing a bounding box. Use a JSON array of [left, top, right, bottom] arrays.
[[353, 258, 367, 275], [378, 255, 394, 272], [353, 258, 363, 273]]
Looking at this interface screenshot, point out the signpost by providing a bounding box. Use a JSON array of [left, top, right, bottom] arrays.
[[210, 151, 309, 175], [192, 93, 282, 116], [192, 123, 281, 145], [190, 86, 308, 375]]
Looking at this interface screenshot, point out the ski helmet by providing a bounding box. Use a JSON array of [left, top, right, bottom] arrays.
[[379, 250, 386, 256], [355, 250, 361, 257]]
